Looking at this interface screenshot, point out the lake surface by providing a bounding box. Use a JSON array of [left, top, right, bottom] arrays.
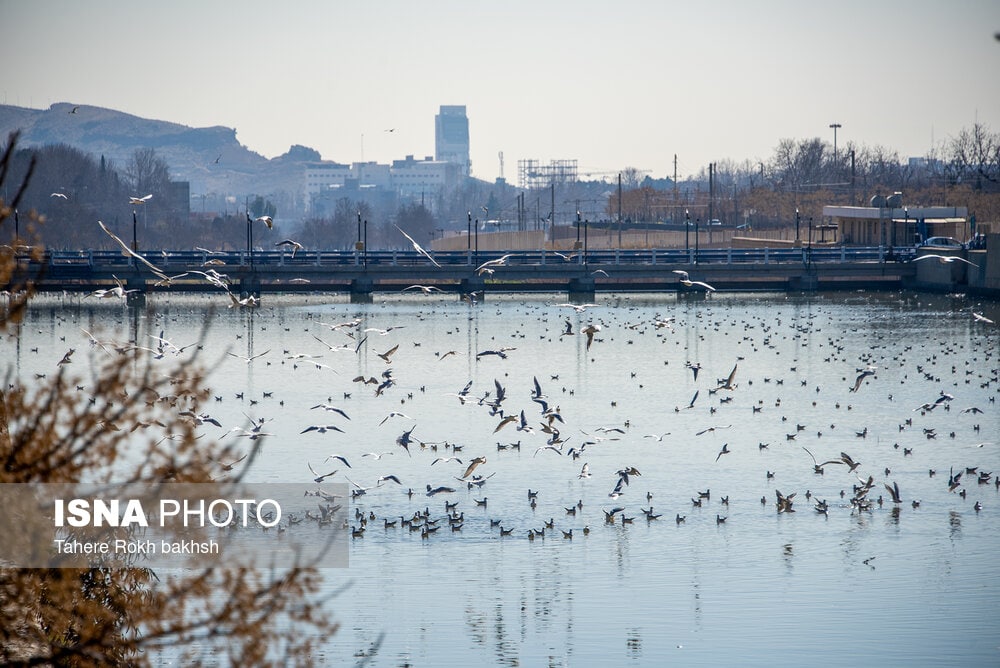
[[4, 289, 999, 666]]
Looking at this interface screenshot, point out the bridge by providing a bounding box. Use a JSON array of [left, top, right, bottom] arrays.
[[8, 246, 922, 301]]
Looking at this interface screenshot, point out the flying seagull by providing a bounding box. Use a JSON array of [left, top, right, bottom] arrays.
[[913, 254, 979, 268], [97, 220, 168, 281], [395, 224, 440, 267]]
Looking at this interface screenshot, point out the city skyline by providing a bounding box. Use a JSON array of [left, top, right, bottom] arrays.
[[3, 1, 998, 183]]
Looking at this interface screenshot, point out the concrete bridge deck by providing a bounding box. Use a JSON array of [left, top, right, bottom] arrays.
[[7, 247, 925, 299]]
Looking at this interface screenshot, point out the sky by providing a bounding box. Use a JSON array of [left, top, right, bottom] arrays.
[[2, 0, 998, 184]]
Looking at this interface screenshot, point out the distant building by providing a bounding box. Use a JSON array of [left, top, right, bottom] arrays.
[[391, 155, 460, 196], [435, 105, 470, 177], [823, 197, 969, 246]]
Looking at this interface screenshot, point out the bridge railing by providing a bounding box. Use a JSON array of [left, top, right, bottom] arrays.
[[40, 245, 915, 270]]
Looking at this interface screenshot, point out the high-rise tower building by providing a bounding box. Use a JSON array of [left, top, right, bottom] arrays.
[[435, 105, 470, 177]]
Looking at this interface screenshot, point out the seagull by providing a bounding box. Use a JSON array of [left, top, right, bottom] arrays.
[[254, 215, 274, 229], [972, 312, 995, 324], [274, 239, 303, 257], [97, 220, 168, 281], [379, 411, 413, 426], [696, 424, 731, 436], [129, 194, 152, 205], [716, 363, 738, 391], [582, 324, 601, 350], [307, 462, 338, 483], [851, 366, 877, 392], [310, 404, 350, 420], [913, 254, 979, 268], [556, 302, 597, 312], [50, 192, 68, 199], [460, 457, 488, 479], [323, 454, 352, 468], [395, 224, 440, 267], [672, 270, 715, 291], [715, 443, 731, 462], [403, 284, 444, 294], [301, 424, 345, 435], [475, 254, 514, 275], [226, 349, 270, 364], [431, 456, 463, 466]]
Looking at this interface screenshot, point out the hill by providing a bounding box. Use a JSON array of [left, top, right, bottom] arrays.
[[0, 102, 324, 200]]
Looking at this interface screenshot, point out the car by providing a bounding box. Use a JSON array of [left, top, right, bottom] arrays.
[[918, 236, 963, 248]]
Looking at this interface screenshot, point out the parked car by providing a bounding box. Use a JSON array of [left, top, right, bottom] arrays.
[[918, 236, 963, 248]]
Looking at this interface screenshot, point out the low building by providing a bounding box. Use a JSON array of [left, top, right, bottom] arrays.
[[823, 200, 969, 246]]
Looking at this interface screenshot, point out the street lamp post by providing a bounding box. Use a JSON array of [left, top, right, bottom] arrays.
[[467, 211, 472, 250], [246, 210, 254, 267], [685, 209, 690, 259], [363, 219, 368, 269], [694, 218, 700, 264], [795, 208, 800, 244], [829, 123, 842, 168], [903, 207, 909, 255]]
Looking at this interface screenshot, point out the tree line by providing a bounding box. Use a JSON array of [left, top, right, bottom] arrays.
[[4, 122, 998, 252]]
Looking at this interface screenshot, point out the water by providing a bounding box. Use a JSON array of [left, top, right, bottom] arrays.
[[4, 289, 1000, 666]]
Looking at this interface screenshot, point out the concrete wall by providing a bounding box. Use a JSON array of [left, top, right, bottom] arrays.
[[967, 233, 1000, 296]]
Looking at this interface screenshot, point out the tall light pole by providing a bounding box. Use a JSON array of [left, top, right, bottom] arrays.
[[795, 208, 800, 243], [685, 209, 690, 258], [829, 123, 842, 168]]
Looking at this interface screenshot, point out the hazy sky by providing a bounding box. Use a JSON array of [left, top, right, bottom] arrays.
[[3, 0, 998, 183]]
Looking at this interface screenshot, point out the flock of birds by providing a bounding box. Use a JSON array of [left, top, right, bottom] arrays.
[[17, 271, 998, 558]]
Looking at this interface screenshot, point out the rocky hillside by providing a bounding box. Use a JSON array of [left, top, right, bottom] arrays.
[[0, 102, 325, 199]]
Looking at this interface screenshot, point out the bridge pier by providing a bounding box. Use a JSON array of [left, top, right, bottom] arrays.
[[350, 277, 374, 303], [567, 277, 595, 301], [125, 279, 146, 306], [461, 277, 487, 300], [788, 275, 819, 291], [239, 275, 261, 300]]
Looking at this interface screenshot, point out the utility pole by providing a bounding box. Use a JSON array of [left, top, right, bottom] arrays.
[[617, 172, 623, 247]]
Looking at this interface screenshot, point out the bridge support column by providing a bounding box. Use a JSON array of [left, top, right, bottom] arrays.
[[350, 277, 374, 303], [789, 275, 819, 291], [126, 279, 146, 307], [567, 277, 596, 301], [460, 277, 486, 300], [239, 275, 261, 300]]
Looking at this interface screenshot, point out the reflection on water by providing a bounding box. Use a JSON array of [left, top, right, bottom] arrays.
[[4, 289, 1000, 665]]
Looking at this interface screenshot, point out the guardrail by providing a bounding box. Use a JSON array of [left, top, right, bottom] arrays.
[[38, 246, 916, 270]]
